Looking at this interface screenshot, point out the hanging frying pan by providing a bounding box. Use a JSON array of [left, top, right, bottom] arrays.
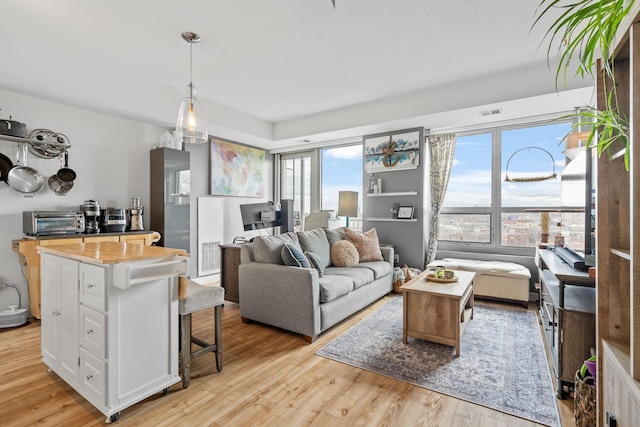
[[48, 174, 73, 196], [0, 152, 13, 183], [56, 151, 76, 183], [7, 144, 44, 195]]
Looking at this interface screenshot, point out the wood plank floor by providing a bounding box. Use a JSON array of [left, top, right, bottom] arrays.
[[0, 294, 575, 426]]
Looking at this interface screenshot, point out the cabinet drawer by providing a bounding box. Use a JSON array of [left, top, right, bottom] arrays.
[[80, 263, 107, 311], [80, 306, 106, 358], [80, 349, 106, 406]]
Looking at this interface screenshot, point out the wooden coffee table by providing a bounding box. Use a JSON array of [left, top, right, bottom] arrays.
[[400, 270, 475, 356]]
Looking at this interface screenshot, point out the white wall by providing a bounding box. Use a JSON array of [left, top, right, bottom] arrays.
[[0, 88, 270, 312]]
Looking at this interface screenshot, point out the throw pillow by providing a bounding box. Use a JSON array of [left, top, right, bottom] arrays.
[[324, 227, 346, 247], [252, 232, 300, 264], [330, 240, 359, 267], [304, 251, 324, 277], [281, 242, 311, 268], [345, 227, 384, 262], [297, 228, 331, 268]]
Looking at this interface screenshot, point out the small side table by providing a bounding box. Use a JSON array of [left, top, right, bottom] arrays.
[[220, 244, 242, 303], [400, 270, 475, 356]]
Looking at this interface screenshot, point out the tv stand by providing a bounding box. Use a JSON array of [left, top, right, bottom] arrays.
[[537, 248, 595, 398]]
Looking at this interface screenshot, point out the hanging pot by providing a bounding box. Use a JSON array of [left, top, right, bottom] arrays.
[[48, 174, 73, 196], [56, 151, 76, 183], [0, 113, 27, 138], [7, 144, 44, 195], [0, 152, 14, 183]]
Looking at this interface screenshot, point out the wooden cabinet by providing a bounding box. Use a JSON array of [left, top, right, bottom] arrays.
[[220, 244, 241, 303], [537, 249, 596, 398], [596, 13, 640, 425], [39, 245, 187, 422], [12, 232, 156, 319]]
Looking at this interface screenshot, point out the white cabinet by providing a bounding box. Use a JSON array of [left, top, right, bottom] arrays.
[[41, 254, 78, 383], [40, 250, 186, 422]]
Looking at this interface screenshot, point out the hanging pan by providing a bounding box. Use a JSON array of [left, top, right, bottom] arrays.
[[0, 152, 14, 183], [48, 174, 73, 196], [56, 151, 76, 183], [7, 144, 45, 195]]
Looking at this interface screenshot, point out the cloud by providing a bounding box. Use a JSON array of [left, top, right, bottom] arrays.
[[323, 145, 362, 159]]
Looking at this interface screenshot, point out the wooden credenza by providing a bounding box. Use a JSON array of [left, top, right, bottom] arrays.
[[12, 231, 158, 319]]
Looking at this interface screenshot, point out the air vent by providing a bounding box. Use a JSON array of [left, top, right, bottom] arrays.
[[200, 241, 220, 275], [480, 108, 502, 117]]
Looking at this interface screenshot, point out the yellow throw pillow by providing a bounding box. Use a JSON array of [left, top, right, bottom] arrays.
[[345, 227, 384, 262]]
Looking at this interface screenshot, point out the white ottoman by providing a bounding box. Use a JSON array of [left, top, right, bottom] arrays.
[[427, 258, 531, 307]]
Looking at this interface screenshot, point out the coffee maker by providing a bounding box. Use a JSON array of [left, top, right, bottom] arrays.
[[128, 197, 144, 231], [80, 200, 101, 233]]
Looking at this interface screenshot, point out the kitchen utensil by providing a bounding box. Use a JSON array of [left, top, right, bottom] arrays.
[[56, 151, 76, 183], [48, 174, 73, 196], [0, 152, 14, 182], [0, 111, 27, 138], [7, 144, 44, 195], [27, 129, 71, 159]]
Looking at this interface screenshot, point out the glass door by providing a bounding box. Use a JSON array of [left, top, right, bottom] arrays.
[[280, 152, 313, 232]]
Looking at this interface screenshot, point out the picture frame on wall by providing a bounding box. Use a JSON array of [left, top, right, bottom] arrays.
[[397, 206, 414, 219], [364, 130, 420, 172], [210, 137, 265, 197]]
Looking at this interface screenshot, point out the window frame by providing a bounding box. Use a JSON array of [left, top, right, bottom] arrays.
[[438, 118, 575, 257]]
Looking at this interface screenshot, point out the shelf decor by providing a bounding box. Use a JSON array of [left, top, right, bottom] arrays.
[[210, 137, 265, 197], [364, 130, 420, 172], [397, 206, 414, 220]]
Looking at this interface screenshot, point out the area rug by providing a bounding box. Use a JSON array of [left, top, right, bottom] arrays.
[[316, 296, 560, 427]]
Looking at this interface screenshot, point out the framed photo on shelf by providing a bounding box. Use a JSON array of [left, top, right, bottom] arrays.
[[397, 206, 414, 219]]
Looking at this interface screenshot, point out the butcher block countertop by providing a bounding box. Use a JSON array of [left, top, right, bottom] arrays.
[[37, 241, 187, 264]]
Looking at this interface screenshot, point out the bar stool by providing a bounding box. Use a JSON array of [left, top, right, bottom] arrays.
[[179, 278, 225, 388]]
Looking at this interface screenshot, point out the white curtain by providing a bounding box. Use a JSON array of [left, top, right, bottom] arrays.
[[426, 132, 457, 265]]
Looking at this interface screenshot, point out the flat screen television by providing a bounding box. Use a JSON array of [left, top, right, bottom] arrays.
[[240, 202, 282, 231]]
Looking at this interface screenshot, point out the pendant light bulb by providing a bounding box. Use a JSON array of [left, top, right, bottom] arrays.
[[177, 32, 208, 144]]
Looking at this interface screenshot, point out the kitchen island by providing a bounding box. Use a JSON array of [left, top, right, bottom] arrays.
[[38, 242, 188, 422]]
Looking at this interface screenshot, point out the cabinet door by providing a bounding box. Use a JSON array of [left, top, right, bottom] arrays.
[[40, 254, 60, 365], [58, 257, 79, 382]]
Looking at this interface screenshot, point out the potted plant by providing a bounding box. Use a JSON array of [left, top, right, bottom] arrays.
[[534, 0, 636, 170]]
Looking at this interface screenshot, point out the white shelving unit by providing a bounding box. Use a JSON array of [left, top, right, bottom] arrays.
[[366, 191, 418, 197], [366, 217, 418, 222]]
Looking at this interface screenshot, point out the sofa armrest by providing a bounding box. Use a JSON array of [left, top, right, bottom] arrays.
[[380, 246, 394, 268], [239, 262, 321, 339]]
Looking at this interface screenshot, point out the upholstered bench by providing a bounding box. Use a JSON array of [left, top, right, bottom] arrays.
[[427, 258, 531, 307]]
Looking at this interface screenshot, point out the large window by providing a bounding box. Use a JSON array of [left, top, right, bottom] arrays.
[[279, 142, 363, 232], [439, 120, 585, 254]]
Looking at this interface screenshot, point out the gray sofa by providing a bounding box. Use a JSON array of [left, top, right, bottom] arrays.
[[238, 227, 394, 343]]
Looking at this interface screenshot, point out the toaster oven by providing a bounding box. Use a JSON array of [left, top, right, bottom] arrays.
[[23, 211, 86, 236]]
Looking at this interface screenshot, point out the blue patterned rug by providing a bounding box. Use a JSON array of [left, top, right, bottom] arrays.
[[316, 295, 560, 427]]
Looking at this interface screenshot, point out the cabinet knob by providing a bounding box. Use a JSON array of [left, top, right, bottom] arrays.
[[52, 311, 60, 317], [86, 329, 93, 335], [86, 374, 93, 381], [87, 283, 94, 289]]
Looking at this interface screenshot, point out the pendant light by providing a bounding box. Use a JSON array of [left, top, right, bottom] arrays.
[[177, 31, 208, 144]]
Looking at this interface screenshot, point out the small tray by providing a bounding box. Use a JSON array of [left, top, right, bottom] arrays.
[[425, 274, 458, 283]]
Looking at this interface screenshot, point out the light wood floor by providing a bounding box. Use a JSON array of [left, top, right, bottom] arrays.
[[0, 294, 575, 426]]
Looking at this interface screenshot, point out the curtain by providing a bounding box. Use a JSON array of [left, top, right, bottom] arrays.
[[425, 132, 456, 265]]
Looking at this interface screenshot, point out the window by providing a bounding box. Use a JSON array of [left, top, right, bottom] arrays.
[[321, 144, 363, 231], [278, 142, 363, 232], [439, 120, 584, 255]]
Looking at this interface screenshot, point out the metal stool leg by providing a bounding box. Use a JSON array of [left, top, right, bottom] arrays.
[[214, 305, 222, 372], [180, 313, 192, 389]]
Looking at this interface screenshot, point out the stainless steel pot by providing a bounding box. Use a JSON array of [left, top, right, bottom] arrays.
[[0, 113, 27, 138], [48, 175, 73, 196], [0, 152, 14, 183], [7, 144, 44, 195]]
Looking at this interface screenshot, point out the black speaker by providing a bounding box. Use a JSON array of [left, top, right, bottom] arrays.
[[279, 199, 294, 233]]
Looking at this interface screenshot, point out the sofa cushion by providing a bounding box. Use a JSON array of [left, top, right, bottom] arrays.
[[318, 274, 354, 302], [297, 228, 331, 268], [252, 232, 300, 264], [281, 242, 311, 268], [330, 240, 359, 267], [304, 251, 325, 277], [353, 260, 392, 280], [345, 227, 384, 262], [324, 266, 375, 289], [325, 227, 346, 246]]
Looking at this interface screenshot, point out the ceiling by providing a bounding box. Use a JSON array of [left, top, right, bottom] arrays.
[[0, 0, 593, 150]]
